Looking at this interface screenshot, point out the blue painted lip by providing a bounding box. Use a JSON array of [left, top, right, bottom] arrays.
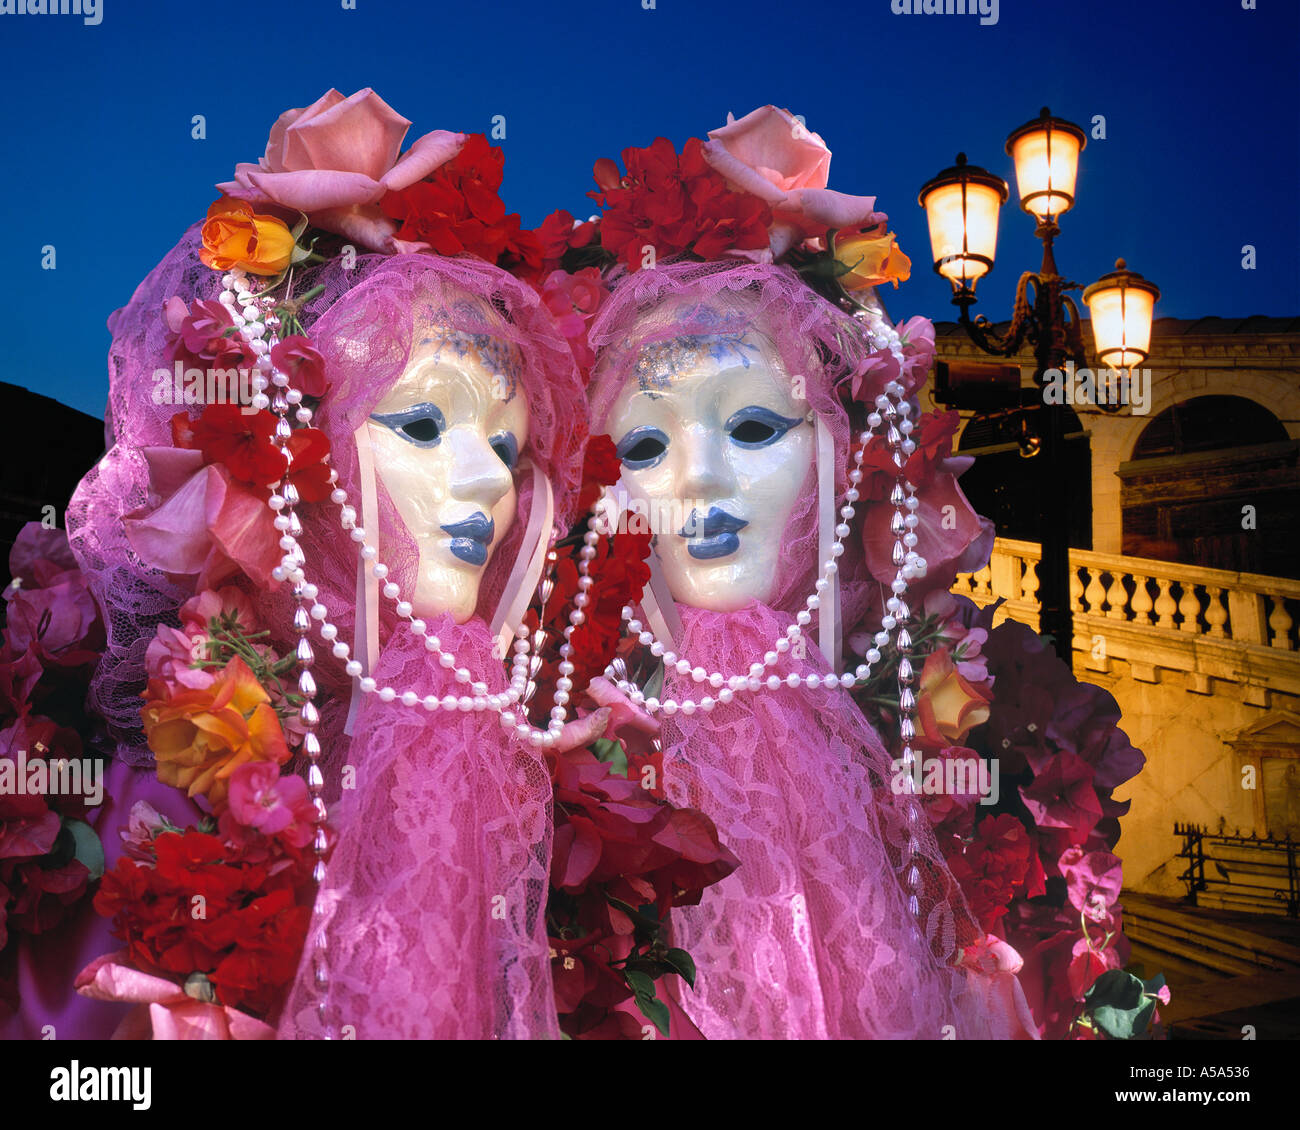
[[680, 507, 748, 560], [688, 533, 741, 559], [441, 512, 494, 567]]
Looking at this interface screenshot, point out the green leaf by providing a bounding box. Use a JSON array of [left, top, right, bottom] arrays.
[[1086, 970, 1153, 1040], [590, 737, 628, 777], [643, 662, 665, 702], [291, 212, 310, 241], [624, 969, 655, 998], [1142, 972, 1167, 998], [636, 994, 670, 1037], [64, 819, 104, 881], [664, 948, 697, 989], [1084, 969, 1143, 1010]]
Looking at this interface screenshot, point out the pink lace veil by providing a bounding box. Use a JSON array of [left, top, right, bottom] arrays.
[[68, 228, 588, 1038], [586, 259, 1031, 1038]]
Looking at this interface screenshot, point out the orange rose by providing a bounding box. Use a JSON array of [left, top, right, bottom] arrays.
[[834, 226, 911, 290], [198, 198, 296, 276], [915, 646, 992, 750], [142, 656, 290, 806]]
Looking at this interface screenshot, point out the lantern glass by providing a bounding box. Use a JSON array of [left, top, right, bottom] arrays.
[[923, 179, 1003, 285], [1009, 124, 1082, 220], [1086, 282, 1155, 369]]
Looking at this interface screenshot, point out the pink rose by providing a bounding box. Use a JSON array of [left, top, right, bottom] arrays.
[[701, 105, 886, 257], [217, 88, 465, 253], [145, 624, 213, 691]]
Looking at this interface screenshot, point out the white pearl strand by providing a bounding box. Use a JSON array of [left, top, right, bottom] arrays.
[[228, 268, 925, 760], [218, 269, 580, 750]]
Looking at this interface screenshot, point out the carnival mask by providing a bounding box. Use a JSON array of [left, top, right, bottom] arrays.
[[604, 327, 813, 612], [367, 324, 529, 623]]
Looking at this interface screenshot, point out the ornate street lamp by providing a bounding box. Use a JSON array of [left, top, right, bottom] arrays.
[[919, 107, 1159, 662], [1083, 259, 1162, 370]]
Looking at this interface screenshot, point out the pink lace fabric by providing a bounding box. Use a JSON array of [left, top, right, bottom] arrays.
[[588, 260, 1034, 1039], [68, 231, 587, 1039]]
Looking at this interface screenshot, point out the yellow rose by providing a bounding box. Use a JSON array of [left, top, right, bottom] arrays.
[[199, 197, 295, 276], [915, 647, 991, 749], [142, 656, 290, 807], [834, 227, 912, 291]]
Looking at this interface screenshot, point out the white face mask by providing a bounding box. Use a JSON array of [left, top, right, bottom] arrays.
[[604, 330, 813, 612], [367, 329, 529, 623]]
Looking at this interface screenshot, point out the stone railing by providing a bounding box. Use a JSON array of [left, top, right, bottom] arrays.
[[955, 539, 1300, 701]]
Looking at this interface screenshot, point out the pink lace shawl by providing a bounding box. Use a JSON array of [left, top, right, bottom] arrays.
[[587, 260, 1035, 1039]]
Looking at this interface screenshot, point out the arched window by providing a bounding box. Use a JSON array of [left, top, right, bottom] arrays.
[[1121, 396, 1298, 578]]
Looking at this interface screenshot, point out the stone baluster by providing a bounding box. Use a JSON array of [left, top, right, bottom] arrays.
[[1083, 568, 1107, 616], [1106, 571, 1130, 621], [1021, 558, 1039, 604], [1153, 577, 1178, 630], [1130, 574, 1154, 626], [1205, 587, 1229, 639], [973, 563, 993, 599], [1178, 584, 1203, 634], [1268, 594, 1295, 650], [1069, 563, 1085, 614]]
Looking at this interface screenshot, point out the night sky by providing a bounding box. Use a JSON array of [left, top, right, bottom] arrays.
[[1, 0, 1295, 417]]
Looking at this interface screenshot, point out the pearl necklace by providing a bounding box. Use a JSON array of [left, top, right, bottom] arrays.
[[225, 269, 925, 754]]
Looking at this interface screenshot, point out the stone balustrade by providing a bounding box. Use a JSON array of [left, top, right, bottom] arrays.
[[955, 539, 1300, 703]]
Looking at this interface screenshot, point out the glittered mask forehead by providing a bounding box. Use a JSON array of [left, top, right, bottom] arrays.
[[413, 298, 523, 402], [629, 301, 783, 392]]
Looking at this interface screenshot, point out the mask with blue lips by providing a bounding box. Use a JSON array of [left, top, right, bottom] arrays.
[[366, 326, 530, 624], [603, 327, 815, 613]]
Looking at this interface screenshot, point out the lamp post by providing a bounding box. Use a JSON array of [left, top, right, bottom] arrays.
[[919, 107, 1159, 663]]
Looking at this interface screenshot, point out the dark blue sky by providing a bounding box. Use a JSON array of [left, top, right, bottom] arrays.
[[1, 0, 1295, 417]]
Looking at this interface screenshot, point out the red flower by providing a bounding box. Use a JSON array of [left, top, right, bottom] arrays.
[[283, 428, 333, 503], [175, 406, 284, 489], [579, 434, 621, 513], [93, 826, 314, 1017], [591, 136, 772, 271], [379, 133, 541, 271], [947, 813, 1036, 931]]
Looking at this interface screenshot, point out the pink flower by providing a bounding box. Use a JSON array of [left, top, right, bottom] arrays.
[[123, 448, 281, 590], [75, 951, 276, 1040], [179, 587, 257, 639], [269, 336, 327, 398], [539, 268, 609, 375], [1058, 846, 1124, 925], [145, 624, 213, 691], [4, 571, 104, 670], [217, 88, 465, 253], [701, 105, 885, 257], [584, 676, 660, 761], [119, 800, 169, 863], [224, 762, 314, 845], [7, 522, 78, 586]]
